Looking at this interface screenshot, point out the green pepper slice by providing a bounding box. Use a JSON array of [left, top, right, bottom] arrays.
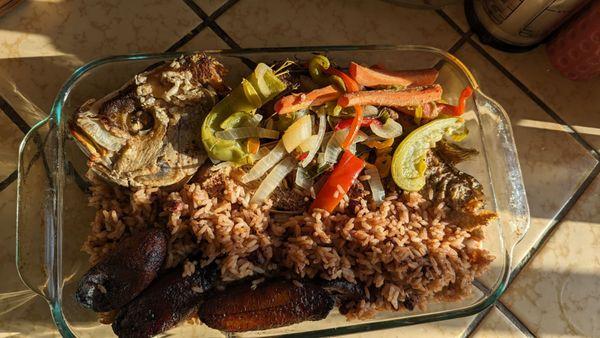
[[202, 63, 287, 163], [391, 117, 465, 191]]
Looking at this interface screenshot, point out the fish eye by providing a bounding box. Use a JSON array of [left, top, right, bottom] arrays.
[[128, 110, 154, 133]]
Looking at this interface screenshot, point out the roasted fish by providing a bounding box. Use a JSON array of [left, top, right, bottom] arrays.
[[69, 53, 227, 187], [424, 144, 497, 230]]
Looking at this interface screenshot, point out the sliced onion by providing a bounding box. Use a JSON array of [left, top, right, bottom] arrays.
[[324, 130, 344, 164], [251, 156, 296, 205], [252, 114, 264, 124], [294, 166, 313, 190], [251, 146, 271, 162], [215, 127, 279, 140], [363, 105, 379, 117], [298, 135, 320, 153], [324, 129, 367, 164], [254, 63, 271, 98], [301, 111, 327, 167], [366, 165, 385, 205], [282, 115, 312, 152], [320, 131, 333, 152], [370, 118, 403, 139], [242, 141, 287, 183], [317, 152, 327, 166]]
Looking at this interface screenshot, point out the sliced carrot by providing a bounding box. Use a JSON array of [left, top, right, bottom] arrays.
[[349, 62, 439, 88], [247, 138, 260, 154], [338, 84, 443, 108], [274, 85, 341, 115]]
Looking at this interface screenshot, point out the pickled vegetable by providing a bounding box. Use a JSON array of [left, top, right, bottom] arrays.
[[202, 63, 287, 163]]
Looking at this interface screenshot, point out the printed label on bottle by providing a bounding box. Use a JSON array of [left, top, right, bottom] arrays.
[[519, 0, 585, 38], [482, 0, 524, 24]]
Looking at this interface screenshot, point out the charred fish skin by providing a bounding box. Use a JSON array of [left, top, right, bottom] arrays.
[[112, 262, 218, 338], [75, 228, 168, 312], [69, 53, 227, 188], [199, 280, 334, 332]]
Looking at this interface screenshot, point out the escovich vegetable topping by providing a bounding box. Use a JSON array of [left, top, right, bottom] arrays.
[[69, 53, 498, 337]]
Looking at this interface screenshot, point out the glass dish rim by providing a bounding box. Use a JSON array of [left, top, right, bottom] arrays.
[[20, 44, 525, 337]]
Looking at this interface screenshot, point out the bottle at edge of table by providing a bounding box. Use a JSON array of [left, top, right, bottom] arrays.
[[465, 0, 592, 52]]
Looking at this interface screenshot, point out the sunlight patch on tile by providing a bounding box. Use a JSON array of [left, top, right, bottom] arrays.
[[454, 44, 598, 282], [502, 175, 600, 337], [473, 307, 527, 338], [216, 0, 461, 49]]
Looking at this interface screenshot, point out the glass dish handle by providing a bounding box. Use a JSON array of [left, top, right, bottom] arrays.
[[16, 116, 56, 301], [475, 90, 530, 268]]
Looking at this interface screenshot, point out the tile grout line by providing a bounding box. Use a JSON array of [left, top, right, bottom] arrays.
[[509, 161, 600, 280], [0, 170, 17, 192], [433, 8, 543, 335], [495, 301, 537, 337], [469, 281, 536, 337], [168, 0, 240, 52], [0, 95, 31, 134], [436, 9, 468, 36], [208, 0, 241, 21], [179, 0, 242, 49], [435, 3, 599, 159], [165, 21, 209, 52], [464, 37, 600, 160], [464, 161, 600, 337], [461, 305, 492, 338], [0, 95, 30, 192]]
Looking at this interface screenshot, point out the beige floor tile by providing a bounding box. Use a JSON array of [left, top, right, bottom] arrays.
[[473, 307, 528, 338], [0, 0, 201, 118], [454, 44, 598, 275], [442, 2, 469, 33], [474, 40, 600, 150], [347, 315, 475, 338], [178, 27, 230, 52], [194, 0, 228, 15], [501, 175, 600, 337], [216, 0, 461, 49], [0, 182, 57, 336], [0, 109, 23, 180]]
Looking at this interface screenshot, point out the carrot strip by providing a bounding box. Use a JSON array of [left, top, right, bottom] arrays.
[[247, 138, 260, 154], [274, 85, 341, 115], [338, 85, 443, 108], [349, 62, 439, 87]]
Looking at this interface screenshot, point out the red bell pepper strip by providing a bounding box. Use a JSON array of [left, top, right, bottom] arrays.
[[437, 86, 473, 116], [455, 85, 473, 116], [297, 151, 309, 161], [325, 67, 363, 149], [310, 150, 365, 212], [334, 117, 382, 131]]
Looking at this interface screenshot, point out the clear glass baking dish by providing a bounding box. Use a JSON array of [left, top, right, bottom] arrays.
[[16, 45, 529, 337]]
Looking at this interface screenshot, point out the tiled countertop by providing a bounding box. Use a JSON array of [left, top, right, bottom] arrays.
[[0, 0, 599, 337]]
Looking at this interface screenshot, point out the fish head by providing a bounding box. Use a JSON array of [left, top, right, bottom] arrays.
[[69, 53, 227, 188]]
